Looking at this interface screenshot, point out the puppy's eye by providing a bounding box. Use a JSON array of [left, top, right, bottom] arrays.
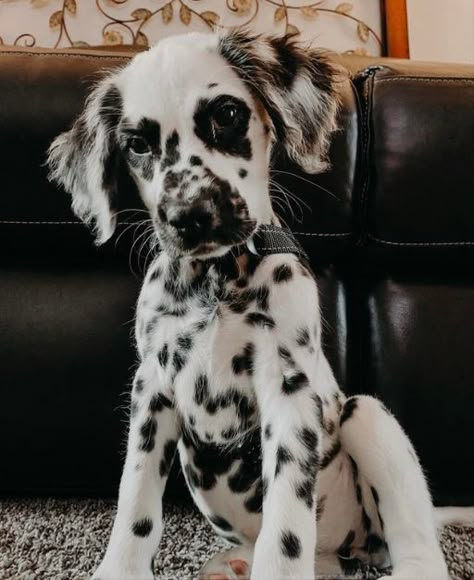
[[127, 136, 151, 156], [213, 102, 240, 129]]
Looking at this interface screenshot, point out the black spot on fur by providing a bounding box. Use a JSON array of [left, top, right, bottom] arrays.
[[356, 483, 363, 504], [139, 417, 157, 452], [177, 333, 193, 352], [132, 517, 153, 537], [282, 372, 309, 395], [239, 168, 248, 178], [208, 82, 218, 89], [275, 445, 293, 477], [298, 427, 318, 453], [281, 531, 301, 559], [172, 350, 186, 374], [134, 377, 144, 394], [137, 117, 162, 156], [226, 536, 242, 546], [221, 427, 238, 440], [273, 264, 293, 283], [278, 345, 296, 366], [149, 265, 162, 281], [296, 478, 315, 509], [228, 454, 260, 493], [194, 96, 252, 160], [244, 478, 264, 513], [270, 36, 301, 88], [362, 508, 372, 532], [365, 533, 387, 554], [371, 486, 385, 530], [159, 439, 177, 477], [209, 515, 233, 532], [149, 393, 173, 413], [194, 374, 209, 406], [316, 494, 326, 521], [161, 130, 180, 169], [157, 343, 169, 368], [371, 485, 379, 505], [245, 312, 275, 328], [296, 327, 310, 347], [190, 155, 203, 166], [337, 530, 360, 574], [320, 439, 342, 469], [340, 397, 358, 425], [232, 342, 254, 375], [264, 423, 272, 440]]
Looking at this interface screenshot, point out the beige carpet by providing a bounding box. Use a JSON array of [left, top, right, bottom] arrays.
[[0, 498, 473, 580]]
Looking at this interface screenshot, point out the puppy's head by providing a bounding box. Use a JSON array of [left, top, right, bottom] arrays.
[[48, 31, 340, 258]]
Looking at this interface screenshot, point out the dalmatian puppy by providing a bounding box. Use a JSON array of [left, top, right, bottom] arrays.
[[48, 31, 454, 580]]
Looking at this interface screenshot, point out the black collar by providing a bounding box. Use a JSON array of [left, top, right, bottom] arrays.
[[244, 224, 309, 261]]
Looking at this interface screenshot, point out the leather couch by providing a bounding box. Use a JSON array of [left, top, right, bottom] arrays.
[[0, 45, 473, 506]]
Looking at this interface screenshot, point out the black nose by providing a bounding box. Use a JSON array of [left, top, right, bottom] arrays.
[[161, 205, 212, 235]]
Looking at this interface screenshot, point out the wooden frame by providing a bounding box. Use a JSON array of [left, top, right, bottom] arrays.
[[382, 0, 410, 58]]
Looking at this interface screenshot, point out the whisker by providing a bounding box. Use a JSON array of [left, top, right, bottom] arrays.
[[271, 169, 341, 202]]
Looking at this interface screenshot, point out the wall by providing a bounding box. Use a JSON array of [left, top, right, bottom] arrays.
[[407, 0, 474, 64], [0, 0, 382, 55]]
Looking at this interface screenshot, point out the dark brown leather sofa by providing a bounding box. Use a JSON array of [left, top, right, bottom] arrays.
[[0, 45, 473, 506]]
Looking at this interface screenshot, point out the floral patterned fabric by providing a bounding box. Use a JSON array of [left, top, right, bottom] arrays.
[[0, 0, 382, 55]]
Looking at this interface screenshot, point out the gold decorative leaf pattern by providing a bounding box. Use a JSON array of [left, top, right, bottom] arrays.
[[335, 3, 353, 14], [131, 8, 152, 20], [302, 6, 318, 19], [274, 6, 286, 23], [49, 11, 63, 28], [357, 21, 369, 42], [136, 31, 149, 46], [65, 0, 76, 16], [286, 24, 300, 36], [103, 30, 124, 45], [200, 11, 220, 27], [162, 3, 173, 24], [180, 4, 192, 25], [232, 0, 253, 16]]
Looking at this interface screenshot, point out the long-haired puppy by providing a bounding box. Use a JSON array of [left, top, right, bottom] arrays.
[[48, 31, 452, 580]]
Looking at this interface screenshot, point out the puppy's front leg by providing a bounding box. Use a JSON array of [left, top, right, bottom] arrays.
[[251, 338, 321, 580], [93, 365, 179, 580]]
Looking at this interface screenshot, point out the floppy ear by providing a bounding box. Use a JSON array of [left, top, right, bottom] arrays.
[[47, 76, 123, 244], [219, 31, 342, 173]]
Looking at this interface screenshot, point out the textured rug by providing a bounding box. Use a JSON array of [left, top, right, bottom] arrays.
[[0, 498, 473, 580]]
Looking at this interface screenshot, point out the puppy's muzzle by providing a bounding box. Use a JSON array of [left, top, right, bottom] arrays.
[[160, 204, 212, 237]]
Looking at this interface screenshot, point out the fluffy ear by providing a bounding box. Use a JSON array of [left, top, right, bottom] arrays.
[[219, 31, 342, 173], [47, 76, 123, 244]]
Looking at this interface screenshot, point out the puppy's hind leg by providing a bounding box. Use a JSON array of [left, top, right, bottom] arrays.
[[339, 395, 449, 580]]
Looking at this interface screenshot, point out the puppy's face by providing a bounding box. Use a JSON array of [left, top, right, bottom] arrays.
[[116, 34, 271, 258], [48, 32, 340, 258]]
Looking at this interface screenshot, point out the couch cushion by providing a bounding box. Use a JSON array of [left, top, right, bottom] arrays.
[[361, 64, 474, 252]]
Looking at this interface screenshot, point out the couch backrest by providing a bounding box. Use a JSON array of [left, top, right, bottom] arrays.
[[0, 46, 472, 504]]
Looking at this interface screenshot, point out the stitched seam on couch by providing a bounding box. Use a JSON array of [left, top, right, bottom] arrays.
[[0, 221, 352, 237], [360, 70, 374, 243], [368, 234, 474, 247], [0, 50, 132, 62], [376, 77, 474, 85]]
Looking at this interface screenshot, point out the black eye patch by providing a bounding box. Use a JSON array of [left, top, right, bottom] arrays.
[[119, 118, 162, 181], [193, 95, 252, 160]]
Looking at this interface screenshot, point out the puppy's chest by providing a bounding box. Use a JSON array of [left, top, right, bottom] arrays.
[[137, 269, 260, 444]]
